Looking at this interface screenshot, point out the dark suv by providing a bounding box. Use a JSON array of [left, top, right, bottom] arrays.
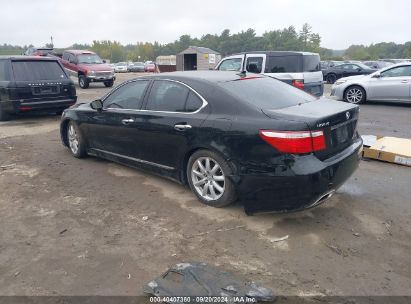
[[61, 50, 115, 89], [0, 56, 77, 121]]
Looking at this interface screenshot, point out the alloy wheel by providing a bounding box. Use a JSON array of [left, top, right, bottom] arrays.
[[68, 123, 79, 155], [191, 157, 225, 201], [346, 88, 363, 104]]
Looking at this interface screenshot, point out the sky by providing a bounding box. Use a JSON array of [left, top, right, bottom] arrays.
[[1, 0, 410, 50]]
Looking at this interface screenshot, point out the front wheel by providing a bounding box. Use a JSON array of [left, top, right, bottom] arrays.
[[344, 86, 366, 104], [104, 80, 114, 87], [78, 75, 90, 89], [187, 150, 237, 208], [66, 121, 86, 158]]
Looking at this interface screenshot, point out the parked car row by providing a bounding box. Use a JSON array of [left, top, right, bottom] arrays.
[[112, 61, 156, 73], [321, 59, 410, 84]]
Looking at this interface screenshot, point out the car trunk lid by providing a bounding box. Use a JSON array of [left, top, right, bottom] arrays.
[[262, 98, 360, 160]]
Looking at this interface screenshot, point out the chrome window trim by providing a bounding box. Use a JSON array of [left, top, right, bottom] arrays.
[[104, 78, 208, 115], [89, 148, 175, 171]]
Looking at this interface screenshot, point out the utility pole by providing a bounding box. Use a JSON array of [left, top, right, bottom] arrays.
[[50, 36, 54, 48]]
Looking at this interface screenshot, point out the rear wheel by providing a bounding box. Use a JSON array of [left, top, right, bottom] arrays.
[[78, 75, 90, 89], [344, 86, 366, 104], [187, 150, 237, 208], [66, 121, 86, 158], [326, 73, 337, 84], [104, 80, 114, 87]]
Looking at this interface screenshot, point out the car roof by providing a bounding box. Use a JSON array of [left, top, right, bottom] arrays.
[[138, 70, 266, 83], [229, 51, 319, 56], [0, 55, 58, 61], [65, 50, 95, 55]]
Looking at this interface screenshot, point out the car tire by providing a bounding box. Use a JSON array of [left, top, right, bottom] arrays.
[[0, 105, 11, 121], [344, 85, 366, 104], [187, 150, 237, 208], [66, 121, 87, 158], [326, 74, 337, 84], [78, 75, 90, 89], [104, 80, 114, 87]]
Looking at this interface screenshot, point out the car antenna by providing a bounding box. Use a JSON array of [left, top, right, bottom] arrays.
[[237, 53, 247, 77]]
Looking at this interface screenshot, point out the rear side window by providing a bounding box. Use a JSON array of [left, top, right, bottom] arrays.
[[303, 55, 320, 72], [219, 77, 317, 110], [185, 91, 203, 112], [146, 81, 190, 112], [0, 60, 10, 81], [104, 80, 149, 109], [12, 60, 67, 81], [266, 55, 302, 73]]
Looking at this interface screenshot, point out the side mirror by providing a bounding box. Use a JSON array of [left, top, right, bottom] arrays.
[[356, 68, 362, 72], [102, 60, 106, 63], [90, 99, 103, 111], [372, 72, 381, 78]]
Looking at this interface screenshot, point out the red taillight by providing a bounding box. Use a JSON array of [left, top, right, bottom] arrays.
[[259, 130, 326, 154], [292, 79, 305, 90], [19, 106, 32, 111]]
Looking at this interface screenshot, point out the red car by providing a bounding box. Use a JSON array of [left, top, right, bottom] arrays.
[[60, 50, 115, 89], [144, 62, 156, 72]]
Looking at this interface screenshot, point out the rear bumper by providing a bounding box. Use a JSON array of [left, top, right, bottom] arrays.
[[236, 138, 363, 214], [304, 81, 324, 96], [2, 97, 77, 114]]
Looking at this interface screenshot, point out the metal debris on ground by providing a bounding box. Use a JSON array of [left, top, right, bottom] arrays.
[[270, 235, 289, 243], [144, 262, 275, 303]]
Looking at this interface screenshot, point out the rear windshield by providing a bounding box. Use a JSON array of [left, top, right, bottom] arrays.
[[303, 55, 321, 72], [12, 60, 67, 81], [0, 60, 10, 81], [218, 77, 317, 110]]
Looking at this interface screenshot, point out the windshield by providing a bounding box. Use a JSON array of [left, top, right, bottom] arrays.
[[78, 54, 103, 64], [218, 76, 317, 110], [117, 62, 127, 66]]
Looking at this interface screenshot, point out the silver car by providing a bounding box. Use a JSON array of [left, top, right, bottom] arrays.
[[331, 63, 411, 104]]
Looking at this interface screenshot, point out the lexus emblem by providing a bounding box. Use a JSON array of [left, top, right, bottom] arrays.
[[346, 112, 351, 120]]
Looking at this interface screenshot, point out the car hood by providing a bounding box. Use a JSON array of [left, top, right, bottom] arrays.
[[337, 75, 369, 82], [78, 63, 113, 72]]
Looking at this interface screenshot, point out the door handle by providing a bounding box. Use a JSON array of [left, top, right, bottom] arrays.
[[400, 80, 408, 83], [174, 124, 192, 131], [121, 118, 135, 125]]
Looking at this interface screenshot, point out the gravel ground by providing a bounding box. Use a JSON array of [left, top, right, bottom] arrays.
[[0, 74, 410, 299]]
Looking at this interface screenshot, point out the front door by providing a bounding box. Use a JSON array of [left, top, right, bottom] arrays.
[[85, 79, 150, 158], [367, 65, 411, 101]]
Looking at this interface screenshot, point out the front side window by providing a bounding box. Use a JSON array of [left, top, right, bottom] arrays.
[[146, 80, 203, 113], [104, 80, 149, 110], [218, 58, 242, 71], [381, 66, 411, 78], [0, 60, 10, 81], [11, 60, 67, 81], [246, 57, 263, 73]]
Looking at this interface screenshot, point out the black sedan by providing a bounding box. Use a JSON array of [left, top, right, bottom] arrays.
[[323, 63, 377, 84], [60, 71, 362, 214]]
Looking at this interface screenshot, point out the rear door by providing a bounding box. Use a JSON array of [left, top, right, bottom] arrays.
[[135, 79, 210, 171], [10, 59, 75, 105], [367, 65, 411, 101]]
